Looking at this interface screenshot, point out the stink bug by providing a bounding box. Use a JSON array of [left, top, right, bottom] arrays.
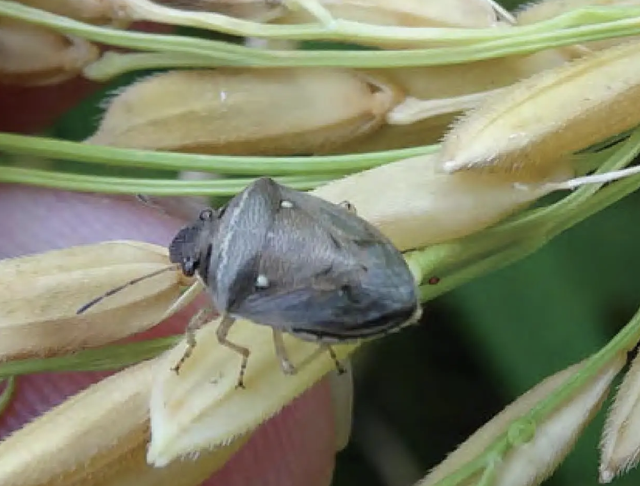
[[79, 177, 420, 388]]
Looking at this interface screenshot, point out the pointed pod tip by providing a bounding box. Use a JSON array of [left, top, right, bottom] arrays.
[[146, 441, 173, 468], [599, 466, 615, 484]]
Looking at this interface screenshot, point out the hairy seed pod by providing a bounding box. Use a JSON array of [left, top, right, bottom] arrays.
[[149, 315, 357, 466], [312, 152, 573, 250], [0, 241, 184, 361], [601, 349, 640, 482], [0, 18, 99, 86], [328, 50, 570, 153], [86, 68, 401, 155], [0, 359, 248, 486], [440, 40, 640, 181]]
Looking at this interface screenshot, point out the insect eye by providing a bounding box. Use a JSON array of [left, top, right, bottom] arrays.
[[199, 208, 215, 221]]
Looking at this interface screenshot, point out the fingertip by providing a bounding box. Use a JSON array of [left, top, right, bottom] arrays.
[[203, 379, 336, 486], [0, 185, 184, 258]]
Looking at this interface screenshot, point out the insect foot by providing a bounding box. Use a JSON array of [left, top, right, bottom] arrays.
[[170, 307, 214, 375]]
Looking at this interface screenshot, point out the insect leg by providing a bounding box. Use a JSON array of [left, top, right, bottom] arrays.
[[272, 329, 296, 375], [171, 306, 214, 374], [323, 344, 346, 375], [216, 314, 251, 389]]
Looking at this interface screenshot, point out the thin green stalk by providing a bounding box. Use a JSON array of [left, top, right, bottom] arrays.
[[559, 172, 640, 232], [0, 337, 179, 379], [510, 128, 640, 236], [0, 133, 437, 175], [118, 1, 640, 44], [475, 459, 499, 486], [4, 0, 639, 46], [0, 377, 16, 415], [84, 51, 230, 81], [2, 2, 640, 68], [0, 166, 334, 195], [416, 235, 546, 302], [84, 21, 640, 72]]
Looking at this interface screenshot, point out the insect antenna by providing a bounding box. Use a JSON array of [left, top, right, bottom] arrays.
[[135, 194, 168, 214], [76, 263, 181, 315]]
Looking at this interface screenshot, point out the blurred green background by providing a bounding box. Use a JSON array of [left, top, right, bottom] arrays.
[[33, 1, 640, 484]]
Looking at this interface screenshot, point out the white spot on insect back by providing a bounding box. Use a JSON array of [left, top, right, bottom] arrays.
[[256, 274, 269, 288], [280, 200, 293, 208]]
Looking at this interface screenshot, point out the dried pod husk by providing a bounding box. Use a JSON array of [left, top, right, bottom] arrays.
[[16, 0, 114, 23], [381, 51, 569, 112], [86, 68, 401, 155], [326, 113, 465, 154], [440, 40, 640, 182], [0, 359, 248, 486], [0, 241, 184, 361], [516, 0, 640, 54], [600, 349, 640, 482], [328, 50, 570, 153], [419, 353, 626, 486], [275, 0, 499, 29], [0, 18, 99, 86], [148, 316, 357, 466], [151, 0, 285, 21], [311, 152, 573, 251]]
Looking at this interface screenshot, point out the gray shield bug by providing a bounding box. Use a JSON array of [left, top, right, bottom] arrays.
[[79, 177, 420, 388]]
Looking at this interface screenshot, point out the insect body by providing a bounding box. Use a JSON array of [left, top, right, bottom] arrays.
[[79, 177, 420, 388], [169, 177, 420, 387]]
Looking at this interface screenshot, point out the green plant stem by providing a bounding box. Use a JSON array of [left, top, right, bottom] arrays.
[[119, 0, 640, 44], [2, 1, 640, 67], [0, 377, 16, 415], [0, 337, 179, 378], [0, 167, 334, 195], [0, 133, 437, 175], [82, 19, 640, 79]]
